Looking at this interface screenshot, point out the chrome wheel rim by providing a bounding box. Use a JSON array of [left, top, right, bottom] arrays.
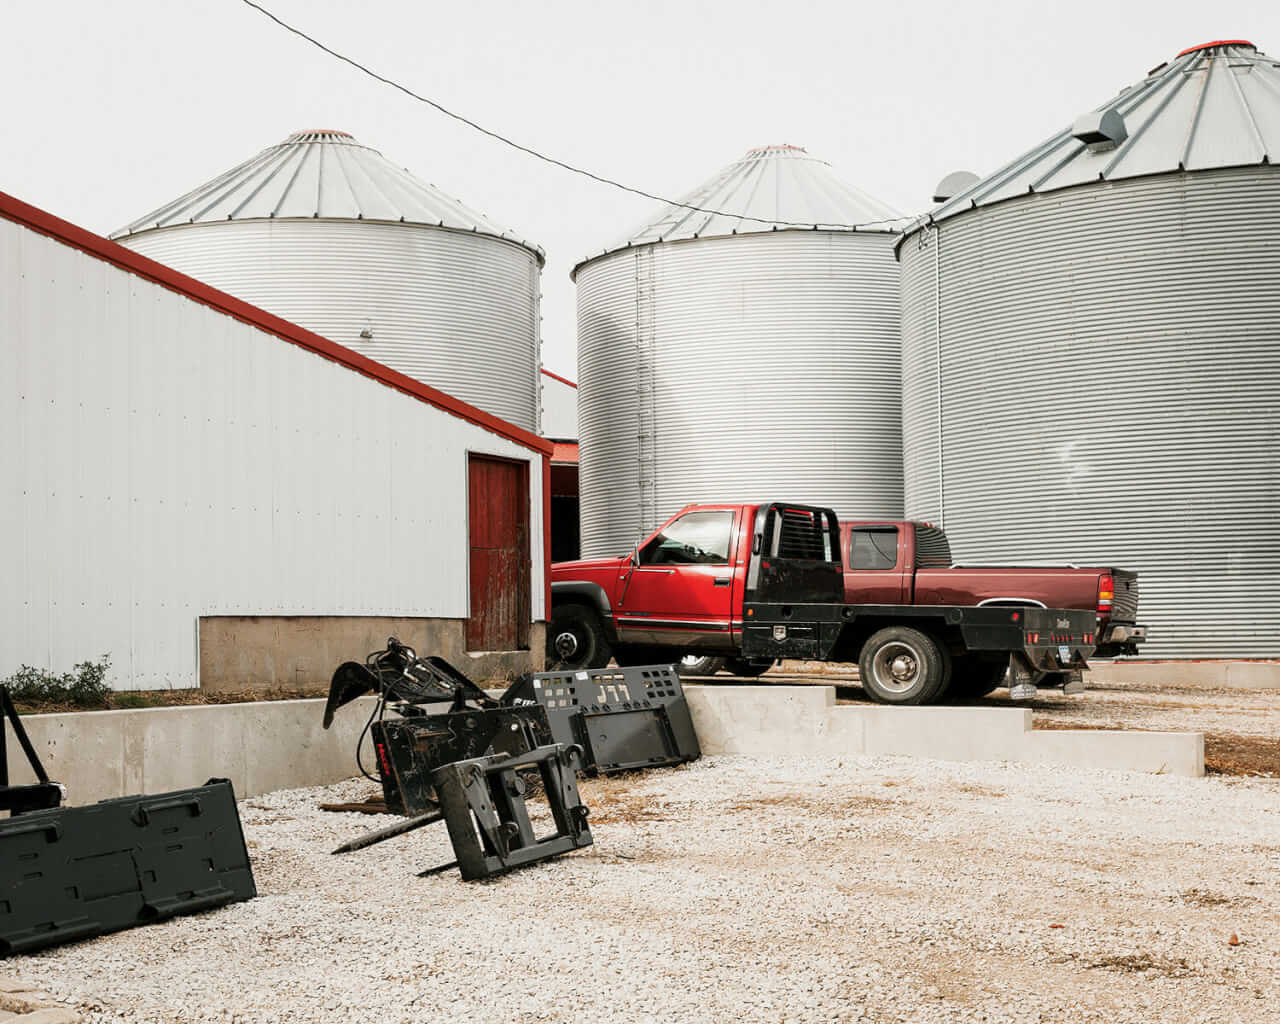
[[872, 641, 922, 695], [554, 630, 580, 659]]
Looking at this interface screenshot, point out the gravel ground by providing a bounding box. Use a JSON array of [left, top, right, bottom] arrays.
[[10, 755, 1280, 1024]]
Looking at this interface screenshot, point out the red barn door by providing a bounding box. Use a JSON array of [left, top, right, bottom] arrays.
[[466, 455, 531, 652]]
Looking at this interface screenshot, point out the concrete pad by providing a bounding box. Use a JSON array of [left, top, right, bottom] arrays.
[[684, 684, 1204, 777], [1086, 660, 1280, 690]]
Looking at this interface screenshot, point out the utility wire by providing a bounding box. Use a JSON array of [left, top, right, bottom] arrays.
[[238, 0, 905, 232]]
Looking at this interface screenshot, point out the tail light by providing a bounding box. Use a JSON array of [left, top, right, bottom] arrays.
[[1097, 573, 1114, 616]]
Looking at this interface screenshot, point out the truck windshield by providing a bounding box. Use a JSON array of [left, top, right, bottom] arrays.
[[641, 510, 734, 565]]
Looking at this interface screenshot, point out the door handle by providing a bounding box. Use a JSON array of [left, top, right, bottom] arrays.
[[713, 578, 731, 587]]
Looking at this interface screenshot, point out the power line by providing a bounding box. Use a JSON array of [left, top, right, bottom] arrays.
[[237, 0, 905, 233]]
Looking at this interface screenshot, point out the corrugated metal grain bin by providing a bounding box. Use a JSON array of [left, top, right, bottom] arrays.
[[574, 145, 906, 557], [113, 130, 544, 431], [899, 41, 1280, 658]]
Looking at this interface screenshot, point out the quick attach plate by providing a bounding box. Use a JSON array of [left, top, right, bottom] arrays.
[[371, 706, 552, 816], [429, 744, 592, 881], [0, 778, 256, 957], [503, 664, 700, 774]]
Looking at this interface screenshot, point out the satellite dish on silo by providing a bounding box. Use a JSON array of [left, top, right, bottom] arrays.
[[933, 170, 981, 204]]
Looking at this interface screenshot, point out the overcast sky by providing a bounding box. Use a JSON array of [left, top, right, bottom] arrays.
[[3, 0, 1275, 378]]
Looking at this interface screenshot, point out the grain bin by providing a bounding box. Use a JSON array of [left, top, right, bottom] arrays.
[[113, 130, 543, 431], [899, 41, 1280, 658], [574, 145, 906, 557]]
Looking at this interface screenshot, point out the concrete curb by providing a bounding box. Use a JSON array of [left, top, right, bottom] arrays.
[[684, 685, 1205, 777], [3, 698, 376, 806], [1087, 661, 1280, 690]]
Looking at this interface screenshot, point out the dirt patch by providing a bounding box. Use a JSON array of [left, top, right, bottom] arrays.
[[1176, 888, 1253, 908], [577, 772, 674, 824], [727, 792, 898, 814], [1202, 733, 1280, 777], [954, 782, 1007, 797], [1080, 954, 1196, 978]]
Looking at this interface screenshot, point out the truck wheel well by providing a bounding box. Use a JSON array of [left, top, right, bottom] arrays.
[[832, 617, 952, 663]]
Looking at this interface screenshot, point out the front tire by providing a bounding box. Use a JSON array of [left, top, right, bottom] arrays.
[[858, 627, 950, 705], [547, 603, 611, 670]]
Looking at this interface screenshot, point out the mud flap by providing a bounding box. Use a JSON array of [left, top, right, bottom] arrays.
[[1007, 652, 1041, 701]]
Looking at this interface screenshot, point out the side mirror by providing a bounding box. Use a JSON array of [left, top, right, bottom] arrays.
[[630, 536, 644, 566]]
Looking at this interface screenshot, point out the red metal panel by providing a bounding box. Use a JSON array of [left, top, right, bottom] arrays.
[[467, 455, 530, 652]]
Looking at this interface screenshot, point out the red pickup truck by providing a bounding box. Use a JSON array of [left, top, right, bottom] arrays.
[[549, 502, 1138, 703]]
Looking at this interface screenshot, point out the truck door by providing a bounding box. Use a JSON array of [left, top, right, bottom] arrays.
[[845, 525, 907, 603], [616, 508, 738, 647]]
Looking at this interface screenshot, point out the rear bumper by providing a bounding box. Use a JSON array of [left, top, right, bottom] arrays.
[[1094, 622, 1147, 658]]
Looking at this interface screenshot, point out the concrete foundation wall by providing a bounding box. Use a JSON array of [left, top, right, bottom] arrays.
[[199, 616, 544, 691], [4, 698, 377, 806], [1087, 660, 1280, 690], [5, 683, 1204, 810], [685, 685, 1204, 777]]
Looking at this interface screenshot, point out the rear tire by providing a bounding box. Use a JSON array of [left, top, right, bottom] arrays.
[[547, 603, 611, 670], [947, 656, 1008, 700], [858, 627, 950, 705], [678, 654, 725, 676], [724, 657, 773, 678]]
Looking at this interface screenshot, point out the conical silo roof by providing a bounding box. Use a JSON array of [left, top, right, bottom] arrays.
[[111, 129, 543, 261], [575, 144, 905, 274], [919, 40, 1280, 228]]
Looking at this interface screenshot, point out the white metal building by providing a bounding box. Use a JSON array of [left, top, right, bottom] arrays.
[[898, 40, 1280, 659], [574, 145, 907, 557], [1, 190, 551, 690], [112, 130, 544, 432]]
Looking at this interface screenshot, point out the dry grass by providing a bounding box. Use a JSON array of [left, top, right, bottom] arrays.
[[13, 685, 330, 715]]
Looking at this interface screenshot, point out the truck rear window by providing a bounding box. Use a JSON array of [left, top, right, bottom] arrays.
[[848, 527, 898, 570], [913, 525, 952, 568]]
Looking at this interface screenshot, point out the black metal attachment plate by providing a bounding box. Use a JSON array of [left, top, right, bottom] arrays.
[[503, 664, 700, 774], [371, 706, 552, 816], [431, 744, 592, 881], [1, 685, 64, 817], [0, 778, 256, 956]]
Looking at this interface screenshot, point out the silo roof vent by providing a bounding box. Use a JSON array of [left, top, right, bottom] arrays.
[[1071, 109, 1128, 152], [933, 170, 981, 204], [899, 38, 1279, 240]]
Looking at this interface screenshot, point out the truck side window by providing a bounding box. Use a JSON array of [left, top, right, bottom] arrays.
[[848, 527, 898, 570], [641, 510, 734, 566]]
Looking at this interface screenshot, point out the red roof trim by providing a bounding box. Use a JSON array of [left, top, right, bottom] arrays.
[[0, 189, 553, 457], [550, 442, 579, 464], [540, 367, 577, 389], [1177, 39, 1254, 56]]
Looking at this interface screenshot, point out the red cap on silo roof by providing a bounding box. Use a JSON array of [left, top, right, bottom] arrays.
[[1177, 40, 1255, 57]]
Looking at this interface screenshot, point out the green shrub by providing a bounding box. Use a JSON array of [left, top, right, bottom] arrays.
[[1, 655, 113, 708]]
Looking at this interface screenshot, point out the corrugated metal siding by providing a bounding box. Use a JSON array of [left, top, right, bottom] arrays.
[[120, 219, 541, 432], [900, 167, 1280, 657], [0, 217, 544, 688], [577, 231, 903, 557]]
